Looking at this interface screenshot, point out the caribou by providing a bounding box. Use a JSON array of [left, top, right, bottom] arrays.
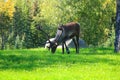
[[37, 22, 80, 54]]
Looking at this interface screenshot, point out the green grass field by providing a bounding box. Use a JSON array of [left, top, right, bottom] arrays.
[[0, 47, 120, 80]]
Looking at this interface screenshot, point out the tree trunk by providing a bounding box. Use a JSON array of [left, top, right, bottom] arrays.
[[114, 0, 120, 53], [0, 29, 4, 50]]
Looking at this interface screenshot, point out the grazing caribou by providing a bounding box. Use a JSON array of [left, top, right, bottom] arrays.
[[37, 22, 80, 54], [47, 22, 80, 54]]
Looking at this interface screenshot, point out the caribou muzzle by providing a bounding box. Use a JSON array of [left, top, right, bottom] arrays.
[[50, 41, 58, 53]]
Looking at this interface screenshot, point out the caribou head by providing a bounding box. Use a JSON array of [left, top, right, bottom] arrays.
[[36, 25, 58, 53], [45, 38, 58, 53]]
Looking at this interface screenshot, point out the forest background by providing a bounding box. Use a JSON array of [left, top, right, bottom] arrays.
[[0, 0, 116, 50]]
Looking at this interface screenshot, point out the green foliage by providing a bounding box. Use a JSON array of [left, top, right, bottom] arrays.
[[39, 0, 116, 46], [12, 0, 31, 48], [58, 0, 116, 46], [0, 1, 14, 49], [0, 48, 120, 80], [0, 0, 116, 49], [81, 0, 114, 46]]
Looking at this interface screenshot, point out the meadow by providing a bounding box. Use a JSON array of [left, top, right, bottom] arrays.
[[0, 47, 120, 80]]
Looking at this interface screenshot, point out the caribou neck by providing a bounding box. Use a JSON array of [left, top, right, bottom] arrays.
[[54, 29, 64, 45]]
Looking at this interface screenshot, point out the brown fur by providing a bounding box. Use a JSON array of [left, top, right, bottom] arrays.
[[51, 22, 80, 54]]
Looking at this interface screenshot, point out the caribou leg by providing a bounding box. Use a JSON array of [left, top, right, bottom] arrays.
[[62, 42, 64, 54], [62, 37, 70, 54], [64, 42, 70, 54], [73, 38, 78, 53], [76, 35, 79, 53]]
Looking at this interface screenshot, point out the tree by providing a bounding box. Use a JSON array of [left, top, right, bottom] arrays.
[[0, 0, 15, 49], [114, 0, 120, 53]]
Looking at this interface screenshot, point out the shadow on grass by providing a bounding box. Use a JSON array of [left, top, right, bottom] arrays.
[[79, 47, 115, 55], [0, 48, 119, 70]]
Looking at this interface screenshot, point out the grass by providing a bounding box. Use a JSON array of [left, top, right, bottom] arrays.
[[0, 47, 120, 80]]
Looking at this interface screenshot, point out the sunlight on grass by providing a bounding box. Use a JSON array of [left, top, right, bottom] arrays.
[[0, 47, 120, 80]]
